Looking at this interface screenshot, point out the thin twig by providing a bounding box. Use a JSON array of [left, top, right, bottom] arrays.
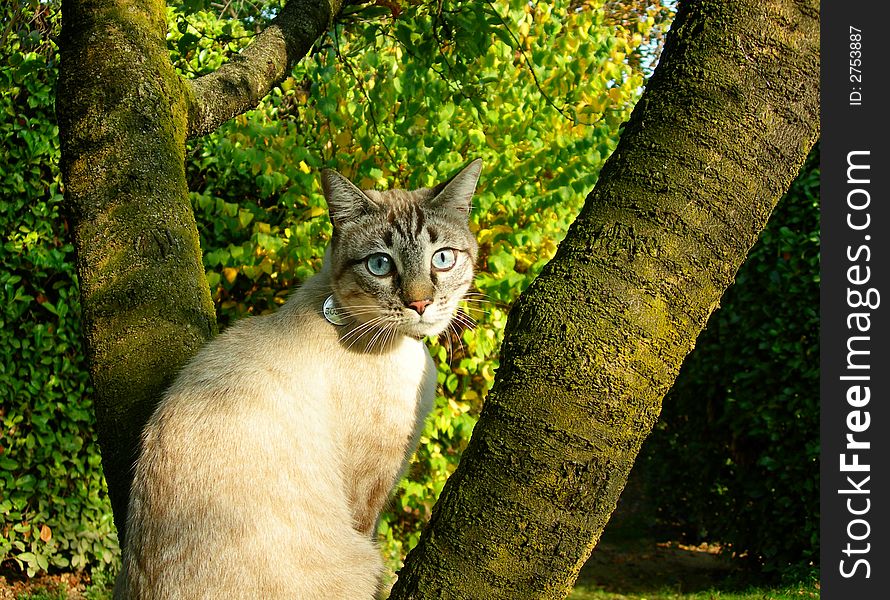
[[483, 0, 602, 127], [332, 23, 397, 163]]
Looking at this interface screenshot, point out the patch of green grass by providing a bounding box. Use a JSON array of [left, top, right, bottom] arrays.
[[570, 580, 820, 600], [15, 587, 67, 600], [83, 571, 114, 600]]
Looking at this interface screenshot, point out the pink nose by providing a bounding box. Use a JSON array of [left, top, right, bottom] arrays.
[[407, 299, 432, 314]]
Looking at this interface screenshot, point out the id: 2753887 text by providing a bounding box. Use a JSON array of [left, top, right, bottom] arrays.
[[849, 26, 863, 106]]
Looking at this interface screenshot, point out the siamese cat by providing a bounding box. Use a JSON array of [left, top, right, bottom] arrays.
[[116, 160, 482, 599]]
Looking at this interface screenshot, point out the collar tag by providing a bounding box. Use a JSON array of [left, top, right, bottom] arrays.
[[323, 295, 348, 326]]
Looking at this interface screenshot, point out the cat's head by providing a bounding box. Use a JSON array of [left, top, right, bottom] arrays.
[[321, 160, 481, 341]]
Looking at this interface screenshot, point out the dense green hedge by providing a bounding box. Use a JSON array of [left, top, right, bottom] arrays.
[[2, 0, 665, 576], [1, 4, 118, 575], [641, 148, 820, 578]]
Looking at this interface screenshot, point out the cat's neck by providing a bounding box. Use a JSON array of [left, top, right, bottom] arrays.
[[281, 262, 419, 356]]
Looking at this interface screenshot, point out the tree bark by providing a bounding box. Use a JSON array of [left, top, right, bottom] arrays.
[[186, 0, 343, 139], [389, 1, 820, 598], [56, 0, 342, 544]]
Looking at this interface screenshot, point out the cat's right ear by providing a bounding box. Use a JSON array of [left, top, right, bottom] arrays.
[[321, 169, 378, 228], [429, 158, 482, 220]]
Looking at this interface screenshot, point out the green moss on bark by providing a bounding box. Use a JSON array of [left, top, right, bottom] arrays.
[[57, 0, 216, 542]]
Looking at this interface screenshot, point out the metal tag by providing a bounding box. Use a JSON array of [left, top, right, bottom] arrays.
[[323, 294, 348, 326]]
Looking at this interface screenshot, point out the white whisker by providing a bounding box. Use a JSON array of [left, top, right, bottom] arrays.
[[451, 310, 477, 330], [341, 316, 389, 351], [368, 322, 395, 353], [450, 321, 466, 362]]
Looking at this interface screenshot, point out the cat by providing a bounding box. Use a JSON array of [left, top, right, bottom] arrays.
[[114, 159, 482, 600]]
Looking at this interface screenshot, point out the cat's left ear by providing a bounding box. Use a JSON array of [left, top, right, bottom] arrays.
[[429, 159, 482, 220], [321, 169, 379, 228]]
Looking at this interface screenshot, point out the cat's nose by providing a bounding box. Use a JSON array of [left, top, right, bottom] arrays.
[[407, 299, 432, 314]]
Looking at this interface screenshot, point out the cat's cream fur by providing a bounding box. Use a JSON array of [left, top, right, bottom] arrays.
[[115, 160, 482, 599]]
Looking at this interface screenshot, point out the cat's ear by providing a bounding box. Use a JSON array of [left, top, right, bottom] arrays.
[[429, 158, 482, 220], [321, 169, 379, 228]]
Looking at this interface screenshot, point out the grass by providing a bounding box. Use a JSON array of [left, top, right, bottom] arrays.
[[566, 533, 819, 600], [9, 572, 820, 600], [4, 570, 113, 600], [13, 589, 67, 600], [569, 584, 820, 600], [12, 583, 111, 600]]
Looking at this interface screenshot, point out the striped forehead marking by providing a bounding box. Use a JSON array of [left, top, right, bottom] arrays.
[[386, 202, 427, 243], [412, 202, 425, 239]]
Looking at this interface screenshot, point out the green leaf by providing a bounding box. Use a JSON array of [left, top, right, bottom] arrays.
[[177, 33, 199, 55], [488, 249, 516, 275], [238, 209, 254, 229]]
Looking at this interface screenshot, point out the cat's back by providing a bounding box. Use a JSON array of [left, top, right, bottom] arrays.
[[140, 275, 341, 481], [123, 277, 369, 599], [166, 280, 332, 400]]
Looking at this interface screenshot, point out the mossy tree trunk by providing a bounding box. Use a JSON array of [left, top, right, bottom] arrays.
[[56, 0, 343, 544], [389, 1, 819, 598]]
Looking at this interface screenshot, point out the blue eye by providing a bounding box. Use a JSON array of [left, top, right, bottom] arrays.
[[431, 248, 457, 271], [365, 253, 393, 276]]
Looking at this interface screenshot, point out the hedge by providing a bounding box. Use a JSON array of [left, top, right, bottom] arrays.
[[641, 148, 820, 579]]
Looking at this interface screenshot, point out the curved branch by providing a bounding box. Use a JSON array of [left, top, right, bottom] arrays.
[[186, 0, 346, 139]]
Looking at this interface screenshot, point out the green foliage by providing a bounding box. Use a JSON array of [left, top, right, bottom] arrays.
[[641, 149, 820, 577], [2, 0, 667, 577], [14, 586, 68, 600], [1, 1, 119, 577], [569, 582, 821, 600]]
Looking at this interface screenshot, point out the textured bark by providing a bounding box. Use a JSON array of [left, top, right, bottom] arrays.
[[57, 0, 211, 546], [389, 1, 820, 598], [186, 0, 344, 139], [56, 0, 342, 544]]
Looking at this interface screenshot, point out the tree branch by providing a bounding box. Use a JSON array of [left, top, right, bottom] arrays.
[[186, 0, 346, 139]]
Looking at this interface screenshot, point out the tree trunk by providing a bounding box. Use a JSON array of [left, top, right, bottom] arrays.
[[56, 0, 342, 544], [388, 1, 820, 598], [57, 0, 213, 543]]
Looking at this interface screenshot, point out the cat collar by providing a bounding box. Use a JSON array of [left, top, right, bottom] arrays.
[[322, 295, 348, 326]]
